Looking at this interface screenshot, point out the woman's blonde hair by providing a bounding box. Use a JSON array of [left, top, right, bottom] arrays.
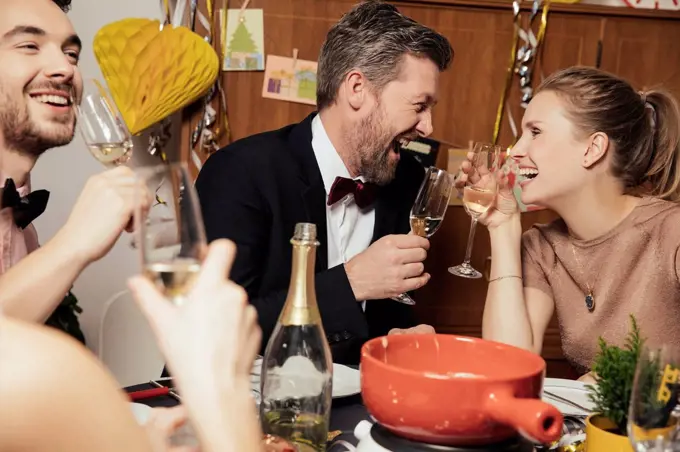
[[538, 66, 680, 201]]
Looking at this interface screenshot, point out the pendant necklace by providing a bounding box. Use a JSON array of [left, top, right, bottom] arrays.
[[570, 243, 596, 312]]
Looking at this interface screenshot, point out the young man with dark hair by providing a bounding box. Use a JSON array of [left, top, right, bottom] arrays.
[[0, 0, 145, 328]]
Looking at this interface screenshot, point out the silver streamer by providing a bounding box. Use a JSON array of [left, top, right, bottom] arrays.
[[513, 0, 543, 108]]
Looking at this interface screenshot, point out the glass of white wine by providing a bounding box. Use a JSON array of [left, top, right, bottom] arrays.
[[135, 163, 207, 305], [392, 166, 453, 305], [448, 142, 501, 279], [76, 79, 133, 167], [628, 344, 680, 451]]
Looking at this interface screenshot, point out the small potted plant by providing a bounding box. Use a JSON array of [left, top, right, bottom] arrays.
[[585, 315, 677, 451]]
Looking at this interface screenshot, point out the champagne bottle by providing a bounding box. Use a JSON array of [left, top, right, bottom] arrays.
[[260, 223, 333, 452]]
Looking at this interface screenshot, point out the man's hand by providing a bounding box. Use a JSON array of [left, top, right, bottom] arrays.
[[388, 324, 436, 335], [57, 166, 150, 265], [344, 234, 430, 301]]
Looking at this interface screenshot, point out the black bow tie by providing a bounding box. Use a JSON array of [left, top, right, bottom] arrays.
[[1, 178, 49, 229]]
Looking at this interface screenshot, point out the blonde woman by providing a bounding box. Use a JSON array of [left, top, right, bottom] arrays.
[[458, 66, 680, 376]]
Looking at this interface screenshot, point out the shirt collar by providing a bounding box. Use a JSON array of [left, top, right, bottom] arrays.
[[311, 115, 365, 194], [0, 172, 31, 197]]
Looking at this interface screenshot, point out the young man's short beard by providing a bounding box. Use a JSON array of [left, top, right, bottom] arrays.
[[0, 93, 75, 157]]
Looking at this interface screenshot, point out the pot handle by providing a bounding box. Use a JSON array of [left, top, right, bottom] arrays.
[[484, 387, 563, 444]]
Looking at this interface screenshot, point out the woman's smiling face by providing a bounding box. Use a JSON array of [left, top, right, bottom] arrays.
[[511, 90, 594, 207]]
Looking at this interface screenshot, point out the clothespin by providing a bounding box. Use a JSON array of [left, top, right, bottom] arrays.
[[238, 0, 250, 23], [292, 48, 298, 70]]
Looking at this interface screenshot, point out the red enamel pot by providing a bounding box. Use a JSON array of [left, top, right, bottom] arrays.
[[360, 334, 563, 446]]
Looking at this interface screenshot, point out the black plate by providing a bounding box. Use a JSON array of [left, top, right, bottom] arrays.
[[370, 424, 536, 452]]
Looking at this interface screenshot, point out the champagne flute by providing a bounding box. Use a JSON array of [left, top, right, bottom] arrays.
[[448, 142, 501, 279], [135, 162, 207, 305], [392, 166, 454, 305], [628, 344, 680, 451], [76, 78, 133, 167]]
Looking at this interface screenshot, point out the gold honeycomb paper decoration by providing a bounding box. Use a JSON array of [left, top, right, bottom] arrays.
[[93, 18, 219, 135]]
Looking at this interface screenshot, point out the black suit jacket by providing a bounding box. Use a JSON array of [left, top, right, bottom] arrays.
[[195, 113, 425, 364]]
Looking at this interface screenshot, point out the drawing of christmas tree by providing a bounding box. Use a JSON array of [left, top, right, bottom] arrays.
[[224, 9, 265, 71], [228, 20, 258, 54]]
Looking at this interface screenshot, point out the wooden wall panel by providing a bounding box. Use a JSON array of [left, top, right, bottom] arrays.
[[185, 0, 680, 377], [218, 0, 352, 142], [599, 17, 680, 94]]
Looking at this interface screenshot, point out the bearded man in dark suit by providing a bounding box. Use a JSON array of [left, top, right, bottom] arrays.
[[195, 0, 453, 364]]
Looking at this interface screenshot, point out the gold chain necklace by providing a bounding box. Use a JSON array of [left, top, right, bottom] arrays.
[[570, 243, 596, 312]]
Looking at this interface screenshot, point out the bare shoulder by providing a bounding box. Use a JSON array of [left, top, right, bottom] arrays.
[[0, 316, 89, 378], [0, 316, 111, 391], [0, 318, 150, 452]]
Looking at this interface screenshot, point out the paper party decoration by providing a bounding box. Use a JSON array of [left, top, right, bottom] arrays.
[[93, 18, 219, 135]]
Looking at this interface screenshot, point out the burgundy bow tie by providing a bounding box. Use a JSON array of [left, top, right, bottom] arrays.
[[327, 177, 377, 209]]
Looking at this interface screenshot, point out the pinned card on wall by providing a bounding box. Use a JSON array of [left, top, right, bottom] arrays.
[[222, 7, 265, 71], [261, 52, 318, 106]]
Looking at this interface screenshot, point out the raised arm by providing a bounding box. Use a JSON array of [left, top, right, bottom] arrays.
[[0, 167, 148, 322], [482, 215, 554, 354], [455, 152, 554, 354], [128, 240, 265, 452]]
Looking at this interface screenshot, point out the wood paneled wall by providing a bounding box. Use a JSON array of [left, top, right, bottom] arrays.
[[183, 0, 680, 377]]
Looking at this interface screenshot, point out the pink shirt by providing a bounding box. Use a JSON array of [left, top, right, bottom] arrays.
[[0, 175, 40, 274]]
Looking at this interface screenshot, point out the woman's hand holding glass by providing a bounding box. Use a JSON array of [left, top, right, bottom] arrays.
[[449, 143, 504, 278], [454, 150, 518, 230]]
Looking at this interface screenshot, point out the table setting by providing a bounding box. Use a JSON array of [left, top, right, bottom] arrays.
[[124, 342, 595, 452], [108, 151, 676, 452]]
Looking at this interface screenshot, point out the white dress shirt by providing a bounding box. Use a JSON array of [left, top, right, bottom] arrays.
[[311, 115, 375, 310]]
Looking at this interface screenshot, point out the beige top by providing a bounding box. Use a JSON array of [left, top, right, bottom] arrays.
[[522, 197, 680, 373]]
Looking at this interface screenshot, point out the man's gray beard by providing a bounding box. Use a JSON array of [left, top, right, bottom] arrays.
[[0, 92, 75, 158], [346, 109, 398, 186]]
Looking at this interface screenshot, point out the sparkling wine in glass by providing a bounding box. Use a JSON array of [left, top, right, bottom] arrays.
[[135, 163, 207, 305], [628, 344, 680, 451], [76, 79, 133, 167], [449, 142, 501, 279], [392, 166, 454, 305]]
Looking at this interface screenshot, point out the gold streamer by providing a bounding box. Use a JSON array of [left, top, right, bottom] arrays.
[[492, 30, 519, 146], [221, 0, 228, 62], [216, 0, 231, 145], [536, 1, 551, 45], [207, 0, 215, 21], [215, 81, 231, 144]]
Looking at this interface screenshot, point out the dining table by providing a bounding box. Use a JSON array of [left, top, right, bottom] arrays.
[[125, 380, 371, 449], [124, 375, 588, 451]]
